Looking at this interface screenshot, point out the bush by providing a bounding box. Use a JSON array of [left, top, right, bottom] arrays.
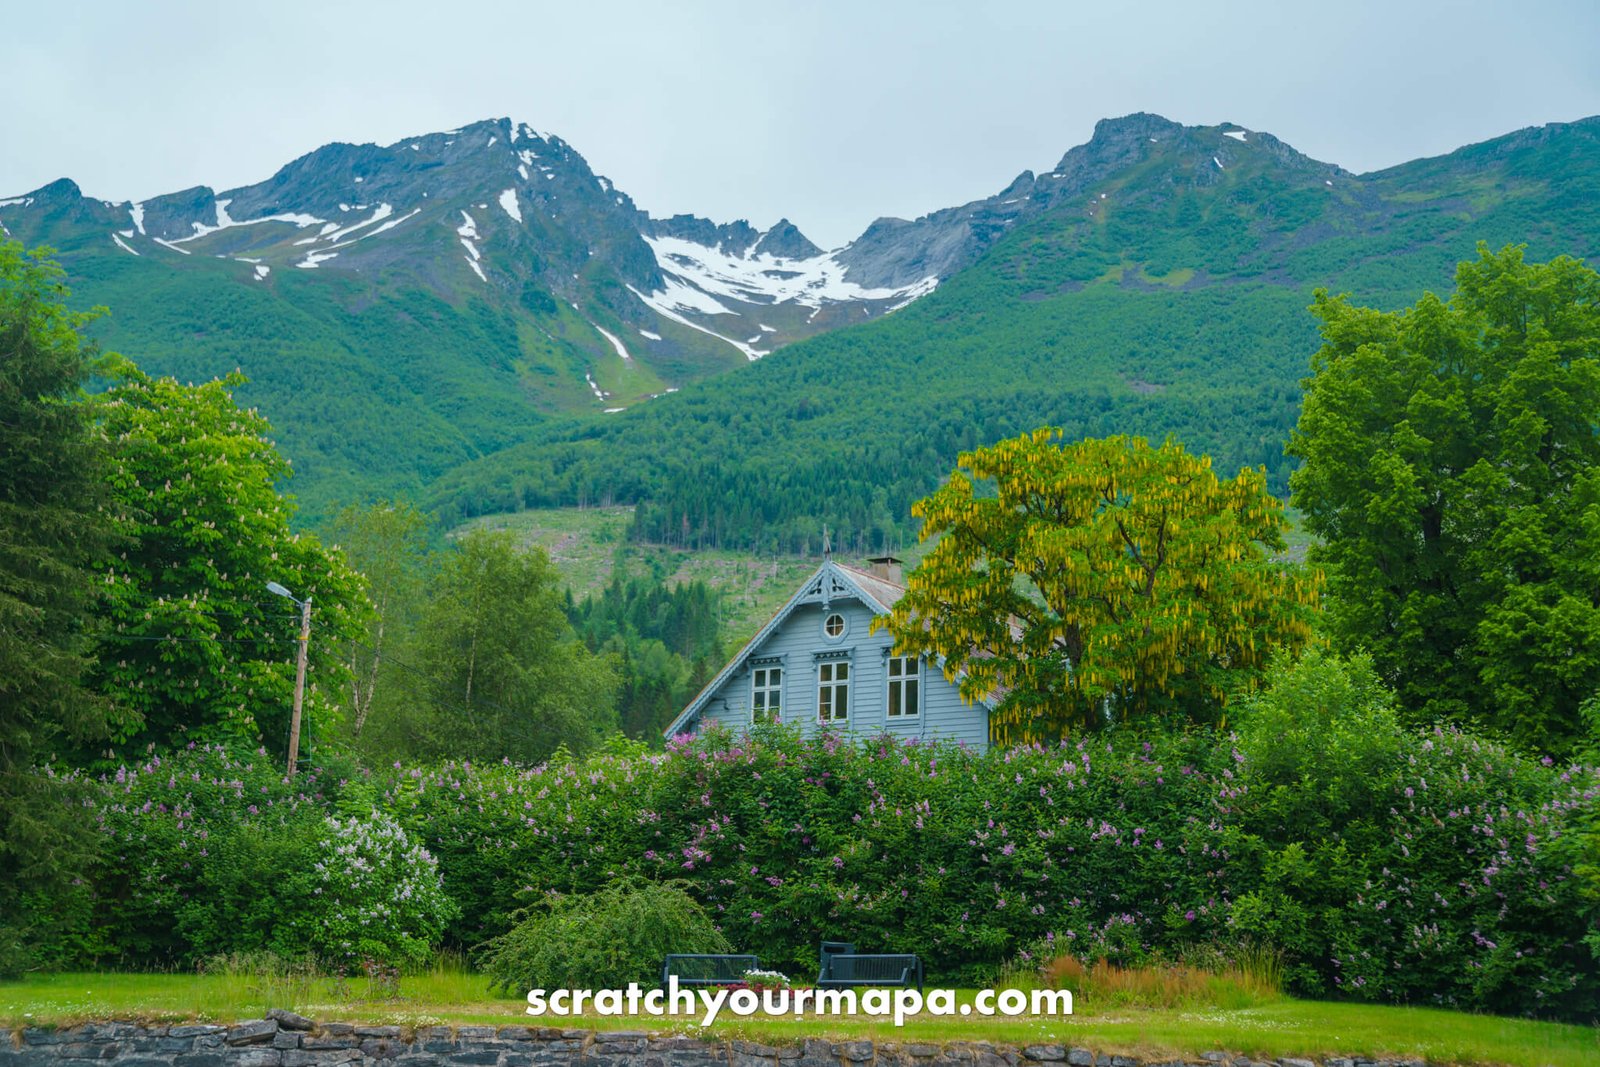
[[74, 746, 453, 971], [40, 675, 1600, 1023], [83, 745, 336, 965], [287, 811, 458, 971], [1226, 650, 1600, 1016], [477, 880, 728, 991]]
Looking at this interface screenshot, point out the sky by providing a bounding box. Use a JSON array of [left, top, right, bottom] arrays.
[[5, 1, 1599, 250]]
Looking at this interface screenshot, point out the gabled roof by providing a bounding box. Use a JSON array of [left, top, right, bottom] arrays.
[[662, 559, 993, 738]]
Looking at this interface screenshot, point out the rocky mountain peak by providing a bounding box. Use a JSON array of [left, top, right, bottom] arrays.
[[750, 218, 822, 260], [31, 177, 85, 201]]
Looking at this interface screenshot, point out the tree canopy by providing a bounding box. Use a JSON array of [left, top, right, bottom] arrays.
[[0, 240, 119, 754], [878, 431, 1321, 742], [394, 529, 618, 763], [0, 239, 119, 971], [1288, 244, 1600, 755], [90, 368, 368, 760]]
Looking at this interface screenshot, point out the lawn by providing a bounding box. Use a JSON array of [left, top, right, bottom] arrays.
[[2, 972, 1595, 1067]]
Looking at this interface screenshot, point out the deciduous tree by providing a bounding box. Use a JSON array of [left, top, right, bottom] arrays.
[[328, 499, 430, 739], [1288, 245, 1600, 755], [404, 529, 616, 762], [91, 369, 368, 759], [878, 431, 1320, 742]]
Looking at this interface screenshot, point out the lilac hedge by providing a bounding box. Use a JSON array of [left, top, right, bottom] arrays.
[[43, 655, 1600, 1022]]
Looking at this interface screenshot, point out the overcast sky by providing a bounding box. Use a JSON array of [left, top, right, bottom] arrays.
[[5, 1, 1599, 249]]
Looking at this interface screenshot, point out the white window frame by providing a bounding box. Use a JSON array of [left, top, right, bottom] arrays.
[[750, 664, 783, 724], [818, 660, 850, 723], [822, 611, 848, 641], [887, 655, 921, 718]]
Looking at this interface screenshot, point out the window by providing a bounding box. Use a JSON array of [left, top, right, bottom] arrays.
[[818, 661, 849, 722], [751, 666, 782, 724], [823, 612, 846, 639], [887, 656, 920, 717]]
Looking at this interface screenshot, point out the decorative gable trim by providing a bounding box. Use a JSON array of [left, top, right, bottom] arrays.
[[797, 569, 855, 609]]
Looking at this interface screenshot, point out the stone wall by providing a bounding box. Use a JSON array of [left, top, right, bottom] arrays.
[[1, 1016, 1428, 1067]]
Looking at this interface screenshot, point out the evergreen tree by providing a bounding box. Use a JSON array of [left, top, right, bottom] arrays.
[[0, 241, 117, 971]]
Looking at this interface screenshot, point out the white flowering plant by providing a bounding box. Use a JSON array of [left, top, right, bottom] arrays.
[[292, 811, 458, 971], [740, 968, 794, 991]]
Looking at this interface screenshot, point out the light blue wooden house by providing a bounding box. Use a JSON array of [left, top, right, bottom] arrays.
[[662, 557, 993, 751]]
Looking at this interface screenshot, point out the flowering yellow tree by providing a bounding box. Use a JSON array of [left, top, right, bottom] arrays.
[[877, 431, 1321, 743]]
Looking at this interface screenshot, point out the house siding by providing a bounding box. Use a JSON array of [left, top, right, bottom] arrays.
[[692, 594, 989, 751]]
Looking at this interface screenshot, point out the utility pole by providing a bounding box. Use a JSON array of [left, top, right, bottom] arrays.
[[267, 581, 313, 776], [287, 595, 312, 776]]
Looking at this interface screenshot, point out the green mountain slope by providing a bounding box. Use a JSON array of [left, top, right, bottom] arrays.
[[426, 114, 1600, 552]]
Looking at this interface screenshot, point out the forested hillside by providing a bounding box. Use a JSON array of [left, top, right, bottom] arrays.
[[429, 114, 1600, 552]]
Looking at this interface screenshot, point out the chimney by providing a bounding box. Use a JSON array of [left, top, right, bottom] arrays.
[[865, 556, 903, 585]]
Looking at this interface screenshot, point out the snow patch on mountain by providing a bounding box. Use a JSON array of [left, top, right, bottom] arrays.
[[366, 207, 420, 238], [173, 199, 324, 244], [627, 284, 768, 361], [498, 188, 522, 223], [642, 235, 939, 313], [594, 324, 631, 362], [458, 210, 486, 280], [311, 203, 393, 245], [111, 233, 139, 256]]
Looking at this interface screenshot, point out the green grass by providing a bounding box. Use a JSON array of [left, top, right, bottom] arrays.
[[2, 972, 1595, 1067]]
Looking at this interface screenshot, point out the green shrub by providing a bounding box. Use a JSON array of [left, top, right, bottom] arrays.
[[477, 879, 728, 991], [287, 811, 458, 971], [55, 689, 1600, 1023], [1226, 650, 1600, 1016]]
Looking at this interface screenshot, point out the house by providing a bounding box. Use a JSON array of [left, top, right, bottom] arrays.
[[662, 557, 993, 751]]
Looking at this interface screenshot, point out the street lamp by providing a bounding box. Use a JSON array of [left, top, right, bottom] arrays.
[[266, 581, 312, 776]]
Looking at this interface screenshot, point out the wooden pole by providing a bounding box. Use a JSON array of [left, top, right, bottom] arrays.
[[287, 596, 312, 776]]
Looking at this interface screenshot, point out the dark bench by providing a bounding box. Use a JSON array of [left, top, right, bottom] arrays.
[[661, 953, 761, 988], [816, 942, 924, 991]]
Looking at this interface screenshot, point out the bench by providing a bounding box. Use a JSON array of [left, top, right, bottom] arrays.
[[660, 953, 762, 988], [817, 948, 924, 991]]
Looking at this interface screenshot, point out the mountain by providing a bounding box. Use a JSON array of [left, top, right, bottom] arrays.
[[0, 118, 941, 517], [4, 113, 1597, 536], [423, 113, 1600, 552]]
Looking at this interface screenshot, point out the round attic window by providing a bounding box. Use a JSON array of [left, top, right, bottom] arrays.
[[823, 612, 846, 639]]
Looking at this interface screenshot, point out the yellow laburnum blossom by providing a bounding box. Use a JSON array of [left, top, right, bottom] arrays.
[[876, 431, 1321, 744]]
